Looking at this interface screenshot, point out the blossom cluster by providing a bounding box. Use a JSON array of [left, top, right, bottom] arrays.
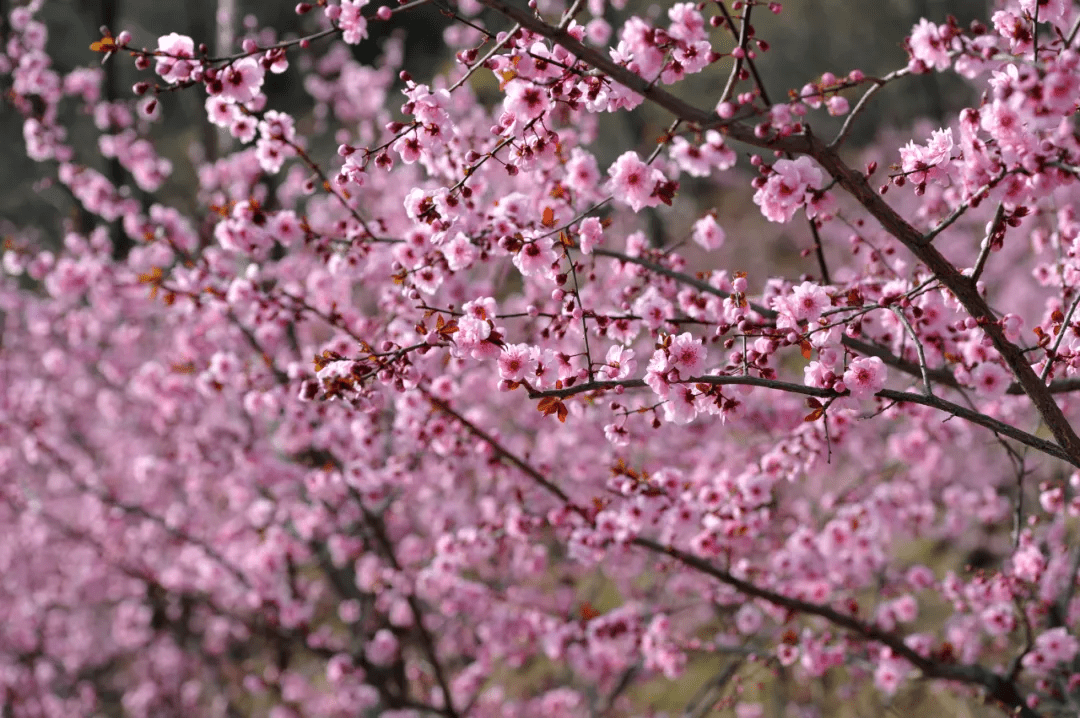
[[3, 0, 1080, 717]]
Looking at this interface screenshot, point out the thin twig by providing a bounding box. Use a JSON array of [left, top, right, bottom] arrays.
[[829, 68, 910, 149], [891, 306, 932, 396], [449, 24, 520, 92], [971, 203, 1006, 282], [524, 376, 1080, 467], [1040, 290, 1080, 382]]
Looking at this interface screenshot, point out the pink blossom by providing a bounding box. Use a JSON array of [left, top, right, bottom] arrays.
[[667, 3, 707, 42], [255, 137, 293, 174], [338, 0, 371, 44], [578, 217, 603, 255], [735, 704, 764, 718], [752, 156, 823, 223], [691, 214, 725, 251], [608, 151, 665, 212], [503, 80, 551, 122], [1012, 543, 1046, 583], [229, 114, 257, 142], [220, 58, 265, 104], [513, 238, 558, 277], [970, 362, 1010, 398], [206, 95, 239, 127], [992, 11, 1032, 53], [597, 345, 636, 380], [565, 149, 601, 196], [1034, 627, 1079, 664], [663, 384, 699, 424], [734, 604, 763, 634], [842, 356, 887, 399], [825, 95, 849, 116], [645, 348, 672, 399], [1019, 0, 1071, 27], [498, 344, 537, 382], [366, 629, 398, 666], [899, 128, 953, 186], [441, 233, 478, 271], [981, 603, 1016, 636], [668, 332, 707, 378], [908, 19, 952, 72], [618, 17, 665, 79], [776, 643, 799, 666], [669, 136, 711, 177], [890, 595, 918, 623], [633, 288, 672, 330], [155, 33, 196, 84], [788, 281, 830, 322], [874, 651, 909, 695]]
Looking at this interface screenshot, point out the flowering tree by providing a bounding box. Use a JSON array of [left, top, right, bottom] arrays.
[[5, 0, 1080, 716]]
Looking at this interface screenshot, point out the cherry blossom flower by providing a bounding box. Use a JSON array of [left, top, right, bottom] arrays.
[[752, 156, 823, 223], [1011, 541, 1046, 583], [970, 362, 1010, 398], [337, 0, 371, 44], [633, 288, 672, 330], [899, 128, 954, 186], [220, 58, 265, 104], [668, 332, 707, 378], [597, 345, 636, 380], [503, 80, 550, 122], [155, 33, 196, 84], [735, 604, 763, 634], [691, 214, 725, 251], [1019, 0, 1071, 27], [608, 151, 665, 212], [366, 629, 399, 666], [498, 344, 537, 382], [788, 281, 830, 322], [578, 217, 603, 255], [842, 356, 887, 400], [512, 238, 558, 277], [206, 95, 239, 127], [663, 384, 699, 424], [981, 603, 1016, 636], [565, 149, 602, 197], [908, 19, 953, 72], [441, 233, 478, 271], [229, 114, 257, 142], [874, 652, 908, 695], [645, 349, 672, 399]]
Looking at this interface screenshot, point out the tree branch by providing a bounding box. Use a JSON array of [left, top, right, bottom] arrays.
[[524, 376, 1079, 467], [478, 0, 1080, 464], [428, 386, 1043, 718]]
